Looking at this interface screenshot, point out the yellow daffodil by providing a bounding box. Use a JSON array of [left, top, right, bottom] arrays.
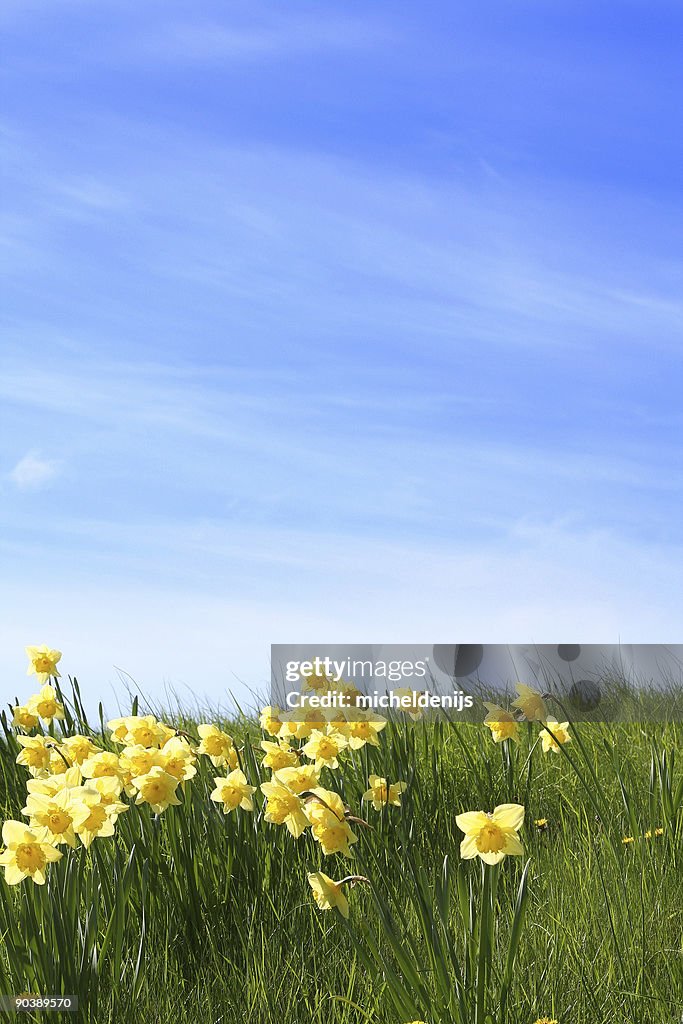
[[10, 705, 39, 731], [15, 734, 54, 776], [22, 789, 89, 848], [392, 688, 424, 720], [210, 769, 256, 813], [60, 735, 100, 766], [259, 705, 283, 737], [307, 872, 351, 917], [511, 683, 547, 723], [312, 818, 358, 858], [260, 739, 299, 771], [300, 661, 333, 693], [118, 745, 163, 779], [26, 766, 82, 796], [292, 707, 329, 740], [302, 729, 347, 770], [0, 820, 62, 884], [121, 715, 174, 749], [159, 736, 197, 782], [341, 712, 387, 750], [26, 684, 65, 723], [483, 702, 521, 743], [362, 775, 407, 811], [260, 781, 310, 838], [197, 724, 238, 768], [81, 774, 125, 805], [336, 683, 363, 705], [74, 784, 128, 848], [456, 803, 525, 865], [304, 788, 358, 857], [25, 645, 62, 682], [81, 750, 125, 783], [106, 717, 131, 744], [131, 766, 182, 813], [272, 764, 320, 794], [47, 747, 72, 776], [277, 711, 303, 741], [540, 718, 571, 754], [303, 787, 347, 829]]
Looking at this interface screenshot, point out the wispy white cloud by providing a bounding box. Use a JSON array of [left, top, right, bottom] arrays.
[[8, 450, 62, 491], [134, 17, 386, 64]]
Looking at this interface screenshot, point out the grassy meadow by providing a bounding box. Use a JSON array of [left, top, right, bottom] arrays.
[[1, 659, 683, 1024]]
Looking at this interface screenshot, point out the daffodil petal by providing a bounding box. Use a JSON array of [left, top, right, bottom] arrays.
[[460, 834, 479, 859], [455, 811, 489, 834], [492, 804, 525, 830]]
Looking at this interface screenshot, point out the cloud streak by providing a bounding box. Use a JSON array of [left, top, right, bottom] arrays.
[[8, 451, 62, 491]]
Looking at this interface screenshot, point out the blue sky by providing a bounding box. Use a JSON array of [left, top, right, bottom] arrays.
[[1, 0, 682, 713]]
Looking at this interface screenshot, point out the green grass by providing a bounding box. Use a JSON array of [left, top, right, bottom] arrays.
[[1, 681, 682, 1024]]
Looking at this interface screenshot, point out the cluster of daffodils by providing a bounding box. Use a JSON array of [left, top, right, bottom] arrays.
[[257, 697, 407, 902], [2, 648, 413, 922], [2, 647, 240, 885], [483, 682, 571, 754]]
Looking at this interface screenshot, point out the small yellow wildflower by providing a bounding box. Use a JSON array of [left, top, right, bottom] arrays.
[[540, 718, 571, 754], [25, 645, 62, 682], [10, 705, 39, 731], [26, 684, 65, 723], [622, 835, 634, 845], [456, 804, 525, 865], [0, 820, 62, 884], [533, 1018, 559, 1024], [210, 769, 256, 813], [483, 702, 521, 743], [362, 775, 407, 811], [534, 818, 549, 831], [511, 682, 547, 723]]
